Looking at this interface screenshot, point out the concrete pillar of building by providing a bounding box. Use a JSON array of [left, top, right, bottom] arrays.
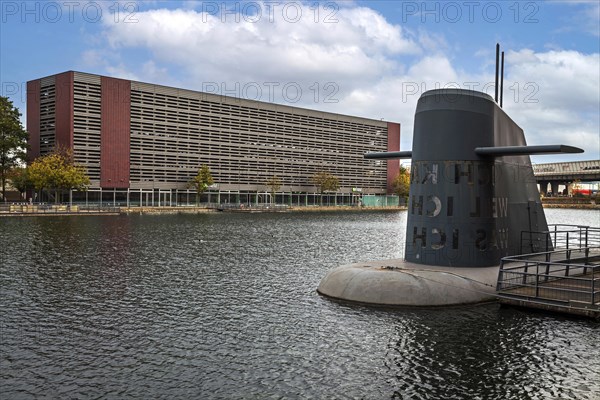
[[539, 181, 548, 195], [551, 182, 560, 196]]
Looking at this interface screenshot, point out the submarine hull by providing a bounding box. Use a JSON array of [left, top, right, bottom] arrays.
[[317, 259, 499, 306]]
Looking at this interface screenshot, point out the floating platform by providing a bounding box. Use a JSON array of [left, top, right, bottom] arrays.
[[497, 243, 600, 319]]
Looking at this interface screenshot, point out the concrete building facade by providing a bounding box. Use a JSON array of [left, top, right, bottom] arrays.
[[27, 71, 400, 205]]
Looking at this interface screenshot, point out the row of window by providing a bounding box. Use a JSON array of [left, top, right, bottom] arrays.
[[37, 78, 389, 190], [132, 90, 382, 132]]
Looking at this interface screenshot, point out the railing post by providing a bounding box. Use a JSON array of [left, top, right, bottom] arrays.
[[497, 260, 504, 291], [535, 263, 539, 298], [585, 227, 589, 260], [591, 266, 596, 305]]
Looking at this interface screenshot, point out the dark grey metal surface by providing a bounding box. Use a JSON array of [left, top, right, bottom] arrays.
[[475, 145, 583, 156], [364, 151, 413, 159], [369, 88, 584, 268]]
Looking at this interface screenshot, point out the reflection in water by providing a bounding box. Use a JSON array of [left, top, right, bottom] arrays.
[[385, 306, 600, 399], [1, 209, 599, 398]]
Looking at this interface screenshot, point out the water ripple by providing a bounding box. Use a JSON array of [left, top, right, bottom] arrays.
[[1, 209, 599, 398]]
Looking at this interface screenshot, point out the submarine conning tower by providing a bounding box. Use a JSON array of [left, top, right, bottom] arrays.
[[317, 87, 582, 306], [406, 88, 548, 267]]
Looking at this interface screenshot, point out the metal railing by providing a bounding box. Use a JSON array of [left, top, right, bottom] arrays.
[[498, 224, 600, 305], [497, 255, 600, 304], [520, 224, 600, 254]]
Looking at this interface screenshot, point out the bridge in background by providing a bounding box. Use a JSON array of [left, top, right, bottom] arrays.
[[533, 160, 600, 195]]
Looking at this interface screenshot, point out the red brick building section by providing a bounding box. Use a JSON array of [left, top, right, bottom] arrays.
[[100, 76, 131, 188], [26, 80, 40, 162], [54, 72, 74, 149], [387, 122, 401, 193]]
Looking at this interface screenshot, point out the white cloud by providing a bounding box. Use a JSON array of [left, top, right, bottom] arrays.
[[88, 3, 599, 162], [501, 49, 600, 162], [506, 49, 599, 111], [100, 3, 418, 87]]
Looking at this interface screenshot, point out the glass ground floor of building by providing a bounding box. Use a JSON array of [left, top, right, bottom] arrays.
[[30, 188, 400, 208]]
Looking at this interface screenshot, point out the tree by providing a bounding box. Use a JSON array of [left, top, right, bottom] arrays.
[[265, 175, 282, 204], [392, 165, 411, 205], [8, 167, 31, 199], [0, 96, 28, 201], [312, 171, 340, 206], [188, 164, 214, 205], [28, 147, 90, 203]]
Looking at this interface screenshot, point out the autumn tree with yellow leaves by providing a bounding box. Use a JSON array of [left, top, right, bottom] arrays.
[[187, 164, 214, 205], [312, 171, 340, 206], [28, 147, 90, 203], [392, 165, 411, 205], [265, 175, 282, 204]]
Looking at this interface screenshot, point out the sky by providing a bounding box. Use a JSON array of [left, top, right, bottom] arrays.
[[1, 0, 599, 163]]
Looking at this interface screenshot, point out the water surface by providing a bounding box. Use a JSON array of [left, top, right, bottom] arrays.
[[1, 209, 599, 399]]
